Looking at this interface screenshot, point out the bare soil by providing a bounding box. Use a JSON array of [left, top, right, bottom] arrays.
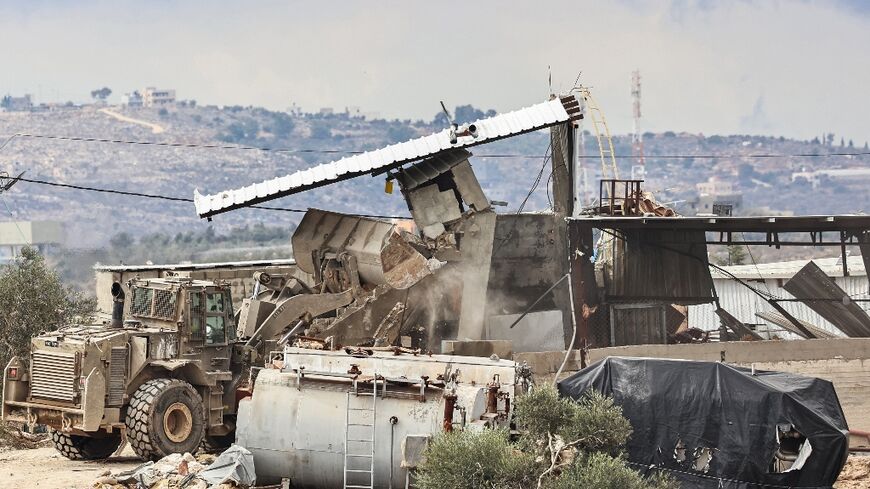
[[836, 454, 870, 489], [0, 446, 140, 489], [0, 444, 867, 489]]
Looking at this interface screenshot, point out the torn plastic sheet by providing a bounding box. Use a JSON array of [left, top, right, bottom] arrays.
[[558, 357, 849, 488], [198, 444, 256, 487]]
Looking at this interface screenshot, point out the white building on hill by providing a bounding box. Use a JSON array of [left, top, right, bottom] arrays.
[[142, 87, 176, 107]]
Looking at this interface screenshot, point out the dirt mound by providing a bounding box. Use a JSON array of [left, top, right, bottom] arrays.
[[0, 423, 49, 452], [836, 455, 870, 489]]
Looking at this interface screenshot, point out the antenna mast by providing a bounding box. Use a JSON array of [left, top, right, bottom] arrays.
[[630, 70, 645, 181]]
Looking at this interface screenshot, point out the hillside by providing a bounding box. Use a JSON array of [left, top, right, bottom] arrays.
[[0, 103, 868, 248]]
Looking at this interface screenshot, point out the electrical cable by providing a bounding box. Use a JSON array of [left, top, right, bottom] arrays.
[[3, 132, 869, 160], [493, 144, 552, 254], [12, 176, 411, 220], [740, 232, 774, 297], [0, 195, 30, 244]]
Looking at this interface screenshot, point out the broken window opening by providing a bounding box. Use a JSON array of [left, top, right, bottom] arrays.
[[671, 437, 714, 474], [770, 423, 810, 473]]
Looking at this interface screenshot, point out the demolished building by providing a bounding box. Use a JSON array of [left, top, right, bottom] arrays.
[[193, 95, 584, 354]]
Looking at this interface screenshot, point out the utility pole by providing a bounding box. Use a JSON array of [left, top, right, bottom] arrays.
[[573, 95, 587, 214], [630, 70, 645, 181]]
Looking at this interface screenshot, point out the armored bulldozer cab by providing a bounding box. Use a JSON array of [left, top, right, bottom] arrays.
[[2, 278, 243, 461]]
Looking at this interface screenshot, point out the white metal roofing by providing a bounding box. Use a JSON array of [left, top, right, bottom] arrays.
[[93, 258, 296, 272], [194, 95, 582, 218], [711, 256, 866, 280]]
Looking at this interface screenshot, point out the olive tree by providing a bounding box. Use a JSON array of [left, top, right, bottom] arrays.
[[0, 247, 97, 367], [415, 386, 675, 489]]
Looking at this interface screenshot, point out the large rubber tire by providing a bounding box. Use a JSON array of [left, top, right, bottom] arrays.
[[50, 430, 122, 460], [201, 432, 235, 453], [125, 378, 205, 461]]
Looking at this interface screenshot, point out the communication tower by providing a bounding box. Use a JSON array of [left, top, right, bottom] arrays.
[[630, 70, 645, 180]]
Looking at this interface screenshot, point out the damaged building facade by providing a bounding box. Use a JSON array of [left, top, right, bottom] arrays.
[[194, 95, 584, 355]]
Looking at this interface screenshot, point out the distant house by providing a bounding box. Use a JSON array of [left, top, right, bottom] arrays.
[[1, 94, 33, 112], [688, 176, 743, 216], [696, 176, 734, 196], [0, 221, 64, 264], [791, 168, 870, 189], [142, 87, 176, 107], [122, 91, 144, 107]]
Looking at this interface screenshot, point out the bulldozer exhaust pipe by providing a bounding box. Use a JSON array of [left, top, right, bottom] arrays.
[[110, 282, 125, 328]]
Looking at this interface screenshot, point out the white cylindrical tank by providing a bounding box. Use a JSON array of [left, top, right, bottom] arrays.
[[236, 348, 517, 488]]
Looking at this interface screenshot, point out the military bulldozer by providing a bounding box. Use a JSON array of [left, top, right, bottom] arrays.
[[1, 209, 439, 462], [2, 278, 245, 461]]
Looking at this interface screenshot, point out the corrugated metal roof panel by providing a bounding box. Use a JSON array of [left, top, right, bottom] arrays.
[[783, 261, 870, 337], [194, 96, 581, 218], [394, 149, 472, 191]]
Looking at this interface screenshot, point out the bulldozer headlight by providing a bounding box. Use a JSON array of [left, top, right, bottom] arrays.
[[7, 367, 18, 380]]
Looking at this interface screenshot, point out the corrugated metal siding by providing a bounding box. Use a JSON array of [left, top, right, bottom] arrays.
[[194, 96, 581, 218], [783, 261, 870, 337], [689, 275, 870, 337], [604, 229, 715, 304]]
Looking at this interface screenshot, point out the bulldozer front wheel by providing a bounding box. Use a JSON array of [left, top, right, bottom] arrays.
[[126, 378, 205, 460], [201, 432, 235, 453], [50, 430, 121, 460]]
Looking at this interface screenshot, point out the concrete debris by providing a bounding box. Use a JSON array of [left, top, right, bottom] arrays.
[[93, 451, 244, 489]]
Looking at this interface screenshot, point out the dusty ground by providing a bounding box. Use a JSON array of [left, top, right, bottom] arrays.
[[836, 454, 870, 489], [0, 446, 141, 489], [0, 445, 868, 489]]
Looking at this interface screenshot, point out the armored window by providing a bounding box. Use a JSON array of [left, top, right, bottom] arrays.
[[189, 292, 205, 341], [131, 288, 153, 317], [152, 290, 177, 319], [224, 291, 237, 340], [205, 316, 226, 345], [206, 292, 225, 313], [130, 287, 178, 320], [204, 292, 226, 345]]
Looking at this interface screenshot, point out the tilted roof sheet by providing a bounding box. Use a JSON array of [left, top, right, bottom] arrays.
[[194, 95, 581, 218]]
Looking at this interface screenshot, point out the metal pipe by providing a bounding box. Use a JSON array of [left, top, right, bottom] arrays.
[[389, 416, 398, 489], [110, 282, 125, 329], [277, 319, 307, 346], [508, 273, 570, 329], [442, 394, 456, 432], [486, 382, 499, 414], [554, 270, 579, 385]]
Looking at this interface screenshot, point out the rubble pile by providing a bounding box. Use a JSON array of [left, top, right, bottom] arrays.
[[92, 445, 256, 489]]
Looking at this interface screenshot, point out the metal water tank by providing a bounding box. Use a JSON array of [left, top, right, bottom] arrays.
[[236, 347, 518, 488]]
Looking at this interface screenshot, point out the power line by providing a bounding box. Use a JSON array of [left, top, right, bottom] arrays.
[[3, 132, 870, 160], [0, 195, 29, 244], [13, 176, 411, 220]]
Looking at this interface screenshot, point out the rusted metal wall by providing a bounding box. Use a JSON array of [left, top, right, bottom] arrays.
[[610, 304, 667, 346], [604, 229, 715, 304]]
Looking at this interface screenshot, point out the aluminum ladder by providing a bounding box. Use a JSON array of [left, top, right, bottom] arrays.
[[343, 376, 378, 489], [578, 86, 620, 186]]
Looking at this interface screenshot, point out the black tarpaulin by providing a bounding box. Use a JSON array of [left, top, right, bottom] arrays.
[[557, 357, 849, 488]]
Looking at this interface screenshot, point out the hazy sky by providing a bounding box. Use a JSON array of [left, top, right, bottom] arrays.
[[1, 0, 868, 143]]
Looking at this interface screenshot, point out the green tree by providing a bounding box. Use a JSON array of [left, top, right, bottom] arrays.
[[726, 244, 748, 265], [109, 232, 134, 250], [90, 87, 112, 101], [415, 386, 674, 489], [0, 247, 97, 367]]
